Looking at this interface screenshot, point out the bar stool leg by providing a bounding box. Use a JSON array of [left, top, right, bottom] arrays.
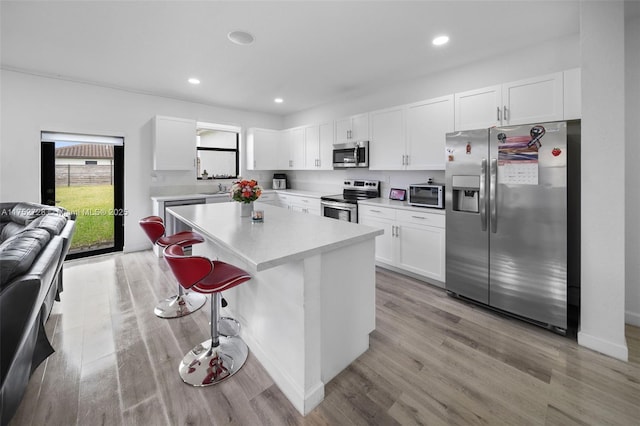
[[154, 283, 207, 319], [178, 293, 248, 386]]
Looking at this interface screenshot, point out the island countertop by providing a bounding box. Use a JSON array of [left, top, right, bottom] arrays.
[[166, 202, 383, 272]]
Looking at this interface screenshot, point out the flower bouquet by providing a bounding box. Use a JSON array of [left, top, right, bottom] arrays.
[[230, 179, 262, 204]]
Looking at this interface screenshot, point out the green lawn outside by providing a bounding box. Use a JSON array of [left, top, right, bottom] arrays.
[[56, 185, 114, 251]]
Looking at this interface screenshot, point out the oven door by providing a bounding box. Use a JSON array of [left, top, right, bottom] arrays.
[[321, 200, 358, 223]]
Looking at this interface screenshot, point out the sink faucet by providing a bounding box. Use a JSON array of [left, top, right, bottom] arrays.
[[218, 183, 223, 192]]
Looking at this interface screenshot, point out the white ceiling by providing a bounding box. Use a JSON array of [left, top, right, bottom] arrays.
[[1, 1, 583, 116]]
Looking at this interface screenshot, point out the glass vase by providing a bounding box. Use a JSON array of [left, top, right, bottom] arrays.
[[240, 202, 253, 217]]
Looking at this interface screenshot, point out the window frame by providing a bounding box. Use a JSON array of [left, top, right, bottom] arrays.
[[195, 122, 242, 180]]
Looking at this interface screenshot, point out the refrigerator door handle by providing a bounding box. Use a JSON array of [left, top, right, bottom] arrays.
[[480, 158, 488, 231], [490, 158, 498, 233]]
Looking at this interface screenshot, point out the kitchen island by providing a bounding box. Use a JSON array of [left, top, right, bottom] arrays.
[[166, 202, 383, 415]]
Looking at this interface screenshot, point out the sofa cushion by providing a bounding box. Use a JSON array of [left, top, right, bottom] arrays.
[[26, 214, 68, 237], [8, 202, 64, 226], [0, 229, 51, 288], [0, 222, 26, 243]]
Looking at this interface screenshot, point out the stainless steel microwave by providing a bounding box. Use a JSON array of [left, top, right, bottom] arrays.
[[408, 184, 445, 209], [332, 141, 369, 168]]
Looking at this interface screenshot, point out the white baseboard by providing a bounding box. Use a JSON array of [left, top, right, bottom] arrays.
[[626, 309, 640, 327], [578, 330, 629, 361]]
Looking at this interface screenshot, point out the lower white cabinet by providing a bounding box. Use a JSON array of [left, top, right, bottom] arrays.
[[255, 192, 279, 206], [277, 193, 321, 215], [359, 205, 445, 284]]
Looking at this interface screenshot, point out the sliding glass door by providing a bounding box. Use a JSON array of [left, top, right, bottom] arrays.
[[41, 132, 124, 259]]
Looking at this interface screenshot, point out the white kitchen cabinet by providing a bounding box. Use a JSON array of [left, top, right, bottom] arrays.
[[359, 204, 445, 284], [277, 193, 320, 215], [358, 208, 395, 265], [283, 127, 305, 170], [152, 116, 196, 170], [405, 95, 454, 170], [395, 210, 445, 281], [303, 124, 320, 169], [304, 122, 334, 169], [370, 96, 454, 171], [454, 72, 565, 131], [502, 72, 564, 125], [563, 67, 581, 120], [255, 191, 279, 206], [369, 106, 405, 170], [246, 128, 280, 170], [335, 113, 369, 143], [454, 85, 502, 131]]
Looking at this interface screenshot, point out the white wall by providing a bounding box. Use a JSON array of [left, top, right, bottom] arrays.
[[284, 34, 579, 128], [0, 70, 283, 252], [625, 12, 640, 327], [280, 34, 579, 197], [578, 1, 628, 360]]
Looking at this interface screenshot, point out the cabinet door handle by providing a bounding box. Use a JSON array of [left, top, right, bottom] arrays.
[[497, 106, 501, 122], [395, 225, 400, 238], [411, 215, 427, 220], [406, 154, 410, 166], [503, 106, 508, 122], [391, 225, 395, 237], [370, 209, 381, 213]]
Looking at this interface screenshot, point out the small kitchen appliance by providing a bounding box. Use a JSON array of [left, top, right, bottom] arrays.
[[272, 173, 287, 190], [321, 179, 379, 223], [332, 141, 369, 168], [408, 184, 444, 209]]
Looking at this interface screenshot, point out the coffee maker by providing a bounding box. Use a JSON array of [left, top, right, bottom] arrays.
[[273, 173, 287, 190]]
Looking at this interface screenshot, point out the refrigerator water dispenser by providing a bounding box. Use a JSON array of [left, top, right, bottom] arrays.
[[452, 175, 480, 213]]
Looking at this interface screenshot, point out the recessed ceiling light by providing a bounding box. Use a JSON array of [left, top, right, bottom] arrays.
[[432, 35, 449, 46], [188, 78, 200, 85], [228, 30, 255, 45], [274, 98, 284, 104]]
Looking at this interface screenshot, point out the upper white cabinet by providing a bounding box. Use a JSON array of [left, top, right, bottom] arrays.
[[335, 113, 369, 143], [369, 95, 454, 171], [454, 85, 502, 131], [454, 72, 565, 130], [406, 95, 454, 170], [246, 128, 280, 170], [303, 122, 334, 169], [563, 67, 581, 120], [152, 116, 196, 170], [280, 127, 305, 170], [369, 106, 405, 170], [502, 72, 564, 125]]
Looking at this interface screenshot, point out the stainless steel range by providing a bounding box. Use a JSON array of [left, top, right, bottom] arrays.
[[321, 180, 379, 223]]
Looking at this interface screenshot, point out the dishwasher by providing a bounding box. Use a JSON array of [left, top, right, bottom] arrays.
[[163, 198, 205, 236]]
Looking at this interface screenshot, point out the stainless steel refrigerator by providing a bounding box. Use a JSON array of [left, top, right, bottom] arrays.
[[445, 121, 580, 333]]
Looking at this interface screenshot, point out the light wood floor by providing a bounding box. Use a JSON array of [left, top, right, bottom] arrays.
[[10, 251, 640, 425]]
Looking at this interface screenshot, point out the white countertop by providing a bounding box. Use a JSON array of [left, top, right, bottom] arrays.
[[151, 192, 230, 202], [151, 189, 318, 203], [274, 189, 324, 198], [166, 202, 383, 272], [359, 197, 446, 215]]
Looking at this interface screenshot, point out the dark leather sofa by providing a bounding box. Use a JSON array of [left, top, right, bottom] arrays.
[[0, 202, 75, 425]]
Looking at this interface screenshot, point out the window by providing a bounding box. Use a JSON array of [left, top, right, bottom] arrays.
[[196, 123, 240, 180]]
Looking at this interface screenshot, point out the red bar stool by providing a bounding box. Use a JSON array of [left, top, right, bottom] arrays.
[[139, 216, 207, 318], [163, 243, 251, 386]]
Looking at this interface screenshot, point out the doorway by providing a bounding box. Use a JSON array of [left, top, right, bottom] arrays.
[[41, 132, 124, 259]]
